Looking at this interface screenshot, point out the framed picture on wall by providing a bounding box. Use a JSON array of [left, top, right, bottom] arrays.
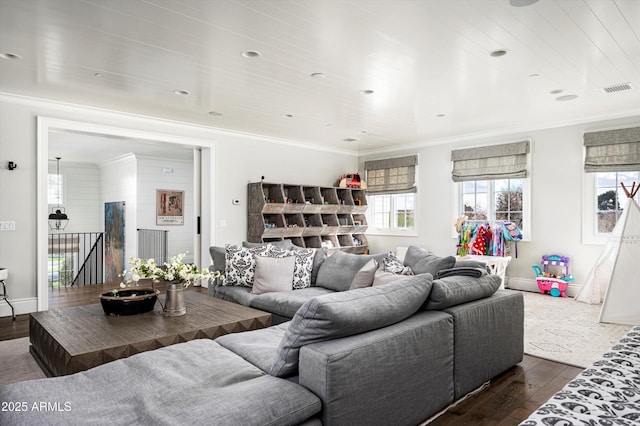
[[156, 189, 184, 225]]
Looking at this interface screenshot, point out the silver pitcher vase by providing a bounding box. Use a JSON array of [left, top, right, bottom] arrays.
[[164, 281, 186, 316]]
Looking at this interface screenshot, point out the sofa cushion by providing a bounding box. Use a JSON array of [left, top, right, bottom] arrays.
[[215, 284, 256, 306], [250, 287, 335, 319], [424, 274, 501, 310], [315, 250, 386, 292], [372, 268, 408, 286], [0, 339, 321, 426], [251, 255, 296, 294], [216, 322, 290, 373], [270, 274, 434, 377], [403, 246, 456, 275]]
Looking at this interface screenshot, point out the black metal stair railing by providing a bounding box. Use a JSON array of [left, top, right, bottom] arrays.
[[48, 232, 104, 288]]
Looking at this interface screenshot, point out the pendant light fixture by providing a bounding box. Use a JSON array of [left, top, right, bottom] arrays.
[[48, 157, 69, 231]]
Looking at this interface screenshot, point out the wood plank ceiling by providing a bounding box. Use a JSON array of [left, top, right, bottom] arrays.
[[1, 0, 639, 152]]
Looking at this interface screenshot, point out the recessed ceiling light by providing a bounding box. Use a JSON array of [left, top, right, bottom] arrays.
[[172, 89, 190, 96], [242, 50, 262, 59], [556, 94, 578, 101], [93, 72, 104, 78], [282, 113, 294, 118], [529, 73, 540, 78], [343, 138, 359, 142], [510, 0, 539, 7], [489, 49, 508, 57], [311, 72, 325, 79], [208, 111, 223, 117], [550, 89, 564, 94], [0, 52, 22, 60], [360, 89, 375, 95], [436, 113, 446, 118]]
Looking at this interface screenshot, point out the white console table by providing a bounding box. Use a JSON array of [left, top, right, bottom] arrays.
[[456, 255, 512, 289]]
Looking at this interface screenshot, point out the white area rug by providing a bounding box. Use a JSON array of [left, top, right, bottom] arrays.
[[523, 290, 632, 368]]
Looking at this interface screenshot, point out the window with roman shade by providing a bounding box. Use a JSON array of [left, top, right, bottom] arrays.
[[451, 140, 530, 182], [364, 155, 417, 194], [584, 126, 640, 172]]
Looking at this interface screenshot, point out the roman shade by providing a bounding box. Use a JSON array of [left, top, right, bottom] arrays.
[[584, 126, 640, 172], [364, 155, 417, 194], [451, 141, 530, 182]]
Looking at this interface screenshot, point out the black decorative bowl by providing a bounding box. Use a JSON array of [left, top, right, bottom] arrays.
[[99, 288, 159, 316]]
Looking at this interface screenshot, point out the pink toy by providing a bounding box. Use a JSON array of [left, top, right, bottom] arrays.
[[531, 254, 574, 297]]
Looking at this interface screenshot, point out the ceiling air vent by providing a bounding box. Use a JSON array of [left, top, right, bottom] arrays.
[[602, 82, 633, 93]]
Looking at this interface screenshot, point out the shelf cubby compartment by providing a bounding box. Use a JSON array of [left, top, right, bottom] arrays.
[[351, 189, 368, 214], [302, 186, 324, 213], [321, 213, 340, 233], [336, 188, 354, 213], [282, 185, 305, 213], [337, 234, 354, 248], [352, 214, 368, 233], [337, 214, 355, 233], [320, 235, 339, 250], [261, 213, 286, 237], [302, 214, 324, 236], [287, 237, 305, 248], [352, 233, 368, 248], [303, 236, 322, 249], [256, 183, 286, 214], [282, 214, 304, 237]]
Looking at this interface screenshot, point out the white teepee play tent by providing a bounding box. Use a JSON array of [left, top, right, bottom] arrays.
[[576, 182, 640, 325]]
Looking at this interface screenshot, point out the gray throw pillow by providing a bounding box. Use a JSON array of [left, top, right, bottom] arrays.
[[403, 246, 456, 275], [270, 274, 434, 377], [423, 274, 501, 310], [209, 246, 226, 274], [251, 255, 296, 294], [372, 268, 406, 286], [349, 258, 378, 290], [315, 250, 377, 292]]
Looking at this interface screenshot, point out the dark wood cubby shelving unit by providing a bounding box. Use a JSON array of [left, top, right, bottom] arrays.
[[248, 182, 368, 254]]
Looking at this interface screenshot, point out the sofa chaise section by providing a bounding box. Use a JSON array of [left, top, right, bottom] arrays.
[[0, 338, 321, 426]]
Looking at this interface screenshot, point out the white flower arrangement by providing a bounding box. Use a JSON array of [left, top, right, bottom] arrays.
[[120, 252, 222, 288]]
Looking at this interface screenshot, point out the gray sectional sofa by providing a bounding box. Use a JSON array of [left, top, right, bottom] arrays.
[[0, 245, 524, 426]]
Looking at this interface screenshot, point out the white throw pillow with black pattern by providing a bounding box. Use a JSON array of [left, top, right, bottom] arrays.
[[224, 244, 269, 287], [262, 246, 315, 289], [383, 251, 414, 275]]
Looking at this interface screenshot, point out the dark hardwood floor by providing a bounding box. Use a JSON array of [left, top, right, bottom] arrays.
[[0, 284, 581, 424]]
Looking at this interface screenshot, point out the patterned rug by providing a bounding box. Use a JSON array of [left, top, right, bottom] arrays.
[[523, 290, 632, 368]]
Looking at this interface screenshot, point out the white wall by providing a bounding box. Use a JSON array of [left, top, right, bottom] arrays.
[[359, 115, 640, 295], [136, 155, 194, 261], [0, 93, 357, 316], [47, 162, 102, 234], [100, 155, 137, 274]]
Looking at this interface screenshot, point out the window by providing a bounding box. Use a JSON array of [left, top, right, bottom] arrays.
[[451, 140, 530, 240], [582, 126, 640, 243], [460, 179, 523, 229], [594, 171, 639, 233], [364, 155, 417, 233], [369, 193, 415, 230], [48, 173, 63, 205]]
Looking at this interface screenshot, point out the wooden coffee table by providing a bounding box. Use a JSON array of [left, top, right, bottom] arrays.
[[29, 291, 271, 377]]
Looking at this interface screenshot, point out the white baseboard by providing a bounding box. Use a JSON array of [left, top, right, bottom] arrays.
[[506, 277, 582, 298], [0, 297, 38, 318]]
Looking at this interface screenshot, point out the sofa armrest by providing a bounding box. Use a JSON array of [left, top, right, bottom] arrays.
[[298, 311, 454, 426]]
